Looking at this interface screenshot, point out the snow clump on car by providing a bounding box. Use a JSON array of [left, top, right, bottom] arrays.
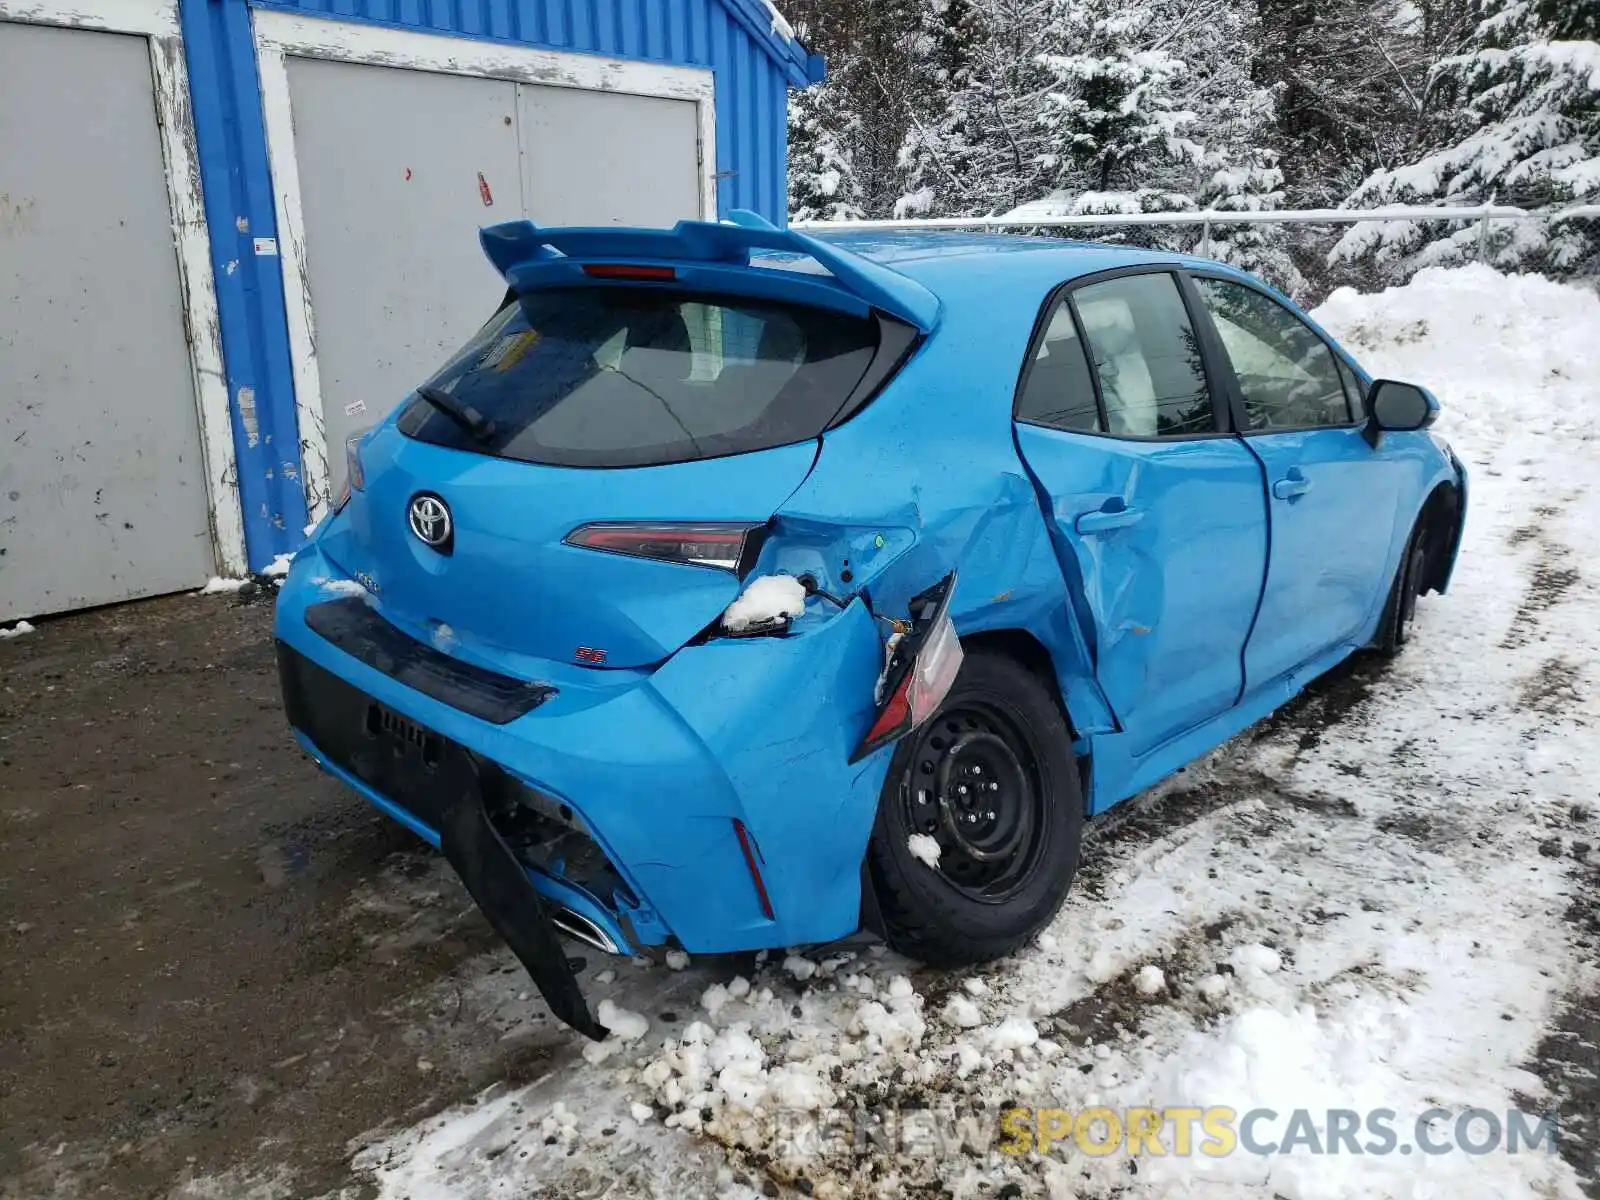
[[720, 574, 807, 633]]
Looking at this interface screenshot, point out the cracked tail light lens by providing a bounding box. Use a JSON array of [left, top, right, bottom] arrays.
[[564, 523, 761, 572], [853, 576, 963, 763]]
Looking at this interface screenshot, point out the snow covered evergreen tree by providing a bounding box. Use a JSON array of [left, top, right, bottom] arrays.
[[788, 77, 867, 222], [783, 0, 931, 218], [783, 0, 1596, 288], [1035, 0, 1196, 195], [895, 0, 1063, 218], [1332, 0, 1600, 276]]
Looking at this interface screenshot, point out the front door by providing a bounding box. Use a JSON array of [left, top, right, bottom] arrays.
[[1188, 275, 1403, 689], [1013, 271, 1269, 755]]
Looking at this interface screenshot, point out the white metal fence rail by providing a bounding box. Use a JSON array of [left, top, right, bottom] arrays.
[[792, 203, 1600, 259]]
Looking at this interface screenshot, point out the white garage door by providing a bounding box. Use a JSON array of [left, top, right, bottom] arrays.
[[0, 20, 215, 622], [283, 57, 704, 496]]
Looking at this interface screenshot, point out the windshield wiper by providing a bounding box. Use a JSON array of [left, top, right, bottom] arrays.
[[416, 385, 497, 445]]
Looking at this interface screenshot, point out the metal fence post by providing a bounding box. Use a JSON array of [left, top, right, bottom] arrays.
[[1476, 193, 1496, 262], [1200, 217, 1212, 258]]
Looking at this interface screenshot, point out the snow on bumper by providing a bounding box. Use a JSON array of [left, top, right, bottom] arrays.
[[275, 544, 892, 956]]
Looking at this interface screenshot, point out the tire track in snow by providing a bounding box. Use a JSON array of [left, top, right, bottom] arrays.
[[1501, 485, 1600, 1199]]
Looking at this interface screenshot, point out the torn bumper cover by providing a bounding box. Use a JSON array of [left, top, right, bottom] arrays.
[[275, 549, 896, 1037], [438, 783, 608, 1041], [279, 643, 611, 1037]]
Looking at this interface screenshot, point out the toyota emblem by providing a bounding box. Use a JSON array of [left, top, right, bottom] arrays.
[[408, 493, 454, 554]]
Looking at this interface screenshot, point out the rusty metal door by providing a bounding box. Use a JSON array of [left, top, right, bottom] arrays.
[[0, 21, 214, 621], [517, 84, 703, 226], [284, 57, 523, 494]]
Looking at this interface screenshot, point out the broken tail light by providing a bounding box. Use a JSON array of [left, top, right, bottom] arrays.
[[851, 574, 962, 763], [564, 523, 763, 573]]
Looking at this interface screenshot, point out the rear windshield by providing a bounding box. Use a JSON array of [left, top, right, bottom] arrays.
[[398, 287, 882, 468]]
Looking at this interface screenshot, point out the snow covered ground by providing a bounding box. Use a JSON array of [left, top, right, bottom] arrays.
[[328, 266, 1599, 1200]]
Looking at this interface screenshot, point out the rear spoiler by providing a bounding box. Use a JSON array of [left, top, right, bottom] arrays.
[[479, 210, 940, 334]]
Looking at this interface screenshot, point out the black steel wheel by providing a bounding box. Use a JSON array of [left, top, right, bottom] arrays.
[[865, 649, 1083, 967], [898, 699, 1049, 902], [1376, 518, 1428, 655]]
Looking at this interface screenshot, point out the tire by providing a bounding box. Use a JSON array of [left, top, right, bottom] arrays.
[[864, 649, 1084, 967], [1374, 517, 1429, 655]]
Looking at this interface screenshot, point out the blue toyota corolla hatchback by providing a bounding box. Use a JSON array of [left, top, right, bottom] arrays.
[[276, 214, 1466, 1038]]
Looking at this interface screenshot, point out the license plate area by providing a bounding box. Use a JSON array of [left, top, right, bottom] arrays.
[[365, 701, 444, 770]]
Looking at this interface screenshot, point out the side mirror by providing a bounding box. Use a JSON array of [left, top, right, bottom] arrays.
[[1363, 380, 1439, 446]]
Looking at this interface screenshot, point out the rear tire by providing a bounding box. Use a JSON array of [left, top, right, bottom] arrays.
[[1375, 517, 1429, 655], [864, 650, 1083, 967]]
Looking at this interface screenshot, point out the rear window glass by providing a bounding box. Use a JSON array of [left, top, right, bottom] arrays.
[[398, 288, 881, 468]]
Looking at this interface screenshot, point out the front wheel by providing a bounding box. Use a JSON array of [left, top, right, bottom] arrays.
[[864, 650, 1083, 967], [1374, 518, 1428, 655]]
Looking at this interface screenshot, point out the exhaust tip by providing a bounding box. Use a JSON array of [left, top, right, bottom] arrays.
[[551, 907, 621, 956]]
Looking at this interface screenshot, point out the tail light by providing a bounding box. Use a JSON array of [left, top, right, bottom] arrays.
[[852, 574, 963, 763], [565, 523, 763, 572], [334, 434, 367, 514], [347, 434, 368, 493]]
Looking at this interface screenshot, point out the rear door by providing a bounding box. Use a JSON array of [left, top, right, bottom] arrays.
[[1187, 275, 1402, 688], [1012, 269, 1269, 755]]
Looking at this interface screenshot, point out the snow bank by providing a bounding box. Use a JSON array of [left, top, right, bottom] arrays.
[[199, 577, 249, 595]]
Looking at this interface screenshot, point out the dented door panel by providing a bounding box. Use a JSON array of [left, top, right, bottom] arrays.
[[1014, 425, 1270, 755]]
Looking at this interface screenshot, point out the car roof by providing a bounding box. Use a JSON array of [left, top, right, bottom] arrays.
[[806, 228, 1214, 295]]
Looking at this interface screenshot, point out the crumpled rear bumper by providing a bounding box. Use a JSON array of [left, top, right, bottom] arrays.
[[275, 543, 893, 962]]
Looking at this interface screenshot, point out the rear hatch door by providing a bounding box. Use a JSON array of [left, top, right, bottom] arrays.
[[323, 279, 887, 669]]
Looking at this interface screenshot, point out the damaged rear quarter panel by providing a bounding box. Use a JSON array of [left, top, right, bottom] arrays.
[[763, 270, 1118, 744], [648, 597, 888, 947]]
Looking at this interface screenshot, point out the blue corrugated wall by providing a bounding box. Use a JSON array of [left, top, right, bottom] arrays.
[[181, 0, 816, 571]]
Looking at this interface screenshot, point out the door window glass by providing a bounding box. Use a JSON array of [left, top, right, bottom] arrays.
[[1016, 301, 1103, 432], [1194, 277, 1354, 429], [1072, 274, 1214, 437], [1336, 355, 1366, 421]]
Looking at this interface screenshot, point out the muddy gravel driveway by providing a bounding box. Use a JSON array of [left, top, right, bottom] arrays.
[[0, 594, 581, 1198]]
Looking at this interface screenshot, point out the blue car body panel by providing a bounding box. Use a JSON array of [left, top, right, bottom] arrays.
[[276, 221, 1466, 955]]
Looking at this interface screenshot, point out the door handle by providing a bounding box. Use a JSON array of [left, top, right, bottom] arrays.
[[1272, 474, 1312, 501], [1075, 505, 1144, 534]]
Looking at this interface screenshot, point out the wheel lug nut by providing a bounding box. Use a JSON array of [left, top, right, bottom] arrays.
[[989, 782, 999, 792], [957, 785, 968, 796]]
